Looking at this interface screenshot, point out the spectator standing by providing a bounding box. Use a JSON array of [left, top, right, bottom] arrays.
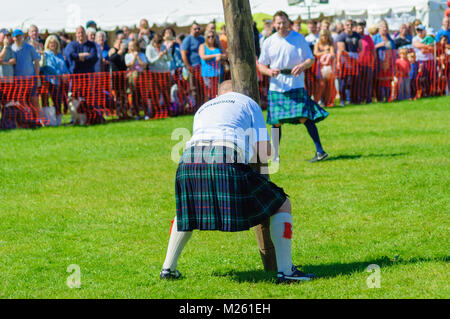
[[138, 19, 154, 52], [146, 33, 171, 118], [394, 24, 413, 49], [162, 27, 184, 71], [356, 21, 376, 103], [0, 29, 16, 107], [199, 30, 226, 100], [313, 29, 335, 106], [11, 29, 41, 115], [109, 38, 129, 118], [260, 20, 274, 48], [125, 39, 149, 119], [27, 25, 44, 54], [336, 19, 362, 105], [413, 24, 434, 97], [181, 23, 205, 108], [41, 35, 69, 117], [436, 16, 450, 44], [122, 26, 132, 47], [408, 51, 420, 99], [305, 20, 319, 50], [305, 20, 319, 98], [64, 26, 98, 74], [395, 48, 411, 100], [95, 31, 110, 72], [331, 21, 344, 42], [0, 29, 16, 78], [373, 20, 396, 102]]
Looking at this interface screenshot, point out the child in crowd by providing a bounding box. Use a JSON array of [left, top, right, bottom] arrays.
[[408, 51, 421, 100], [377, 55, 394, 102], [437, 35, 450, 95], [395, 48, 411, 100]]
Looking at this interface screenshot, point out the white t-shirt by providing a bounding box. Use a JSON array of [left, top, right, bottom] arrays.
[[125, 52, 148, 72], [412, 36, 433, 61], [186, 92, 270, 163], [258, 30, 314, 92]]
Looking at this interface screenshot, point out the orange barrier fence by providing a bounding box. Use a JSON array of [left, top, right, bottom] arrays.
[[0, 46, 448, 129]]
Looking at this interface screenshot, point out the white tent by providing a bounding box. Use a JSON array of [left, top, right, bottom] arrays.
[[1, 0, 447, 32]]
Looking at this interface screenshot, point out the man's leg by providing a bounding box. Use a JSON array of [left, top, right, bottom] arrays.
[[160, 216, 193, 279], [271, 124, 281, 162], [270, 199, 315, 283], [302, 119, 328, 162]]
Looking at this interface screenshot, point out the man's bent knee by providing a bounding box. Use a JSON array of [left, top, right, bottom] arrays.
[[276, 198, 291, 214]]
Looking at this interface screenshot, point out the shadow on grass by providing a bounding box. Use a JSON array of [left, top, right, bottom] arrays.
[[214, 256, 449, 283], [326, 153, 408, 162]]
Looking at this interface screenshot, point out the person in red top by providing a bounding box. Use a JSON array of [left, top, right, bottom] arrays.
[[356, 21, 375, 103], [395, 48, 411, 100], [445, 1, 450, 17]]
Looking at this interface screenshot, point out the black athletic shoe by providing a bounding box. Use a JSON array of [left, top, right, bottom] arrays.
[[276, 265, 316, 284], [160, 268, 182, 280], [309, 152, 329, 163]]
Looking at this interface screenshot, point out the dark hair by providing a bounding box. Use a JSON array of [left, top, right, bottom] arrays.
[[152, 33, 163, 45], [162, 27, 176, 38], [273, 10, 290, 21]]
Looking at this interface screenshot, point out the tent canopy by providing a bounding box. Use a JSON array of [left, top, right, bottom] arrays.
[[1, 0, 447, 32]]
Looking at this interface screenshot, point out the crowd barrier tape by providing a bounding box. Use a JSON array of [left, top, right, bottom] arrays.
[[0, 46, 448, 129]]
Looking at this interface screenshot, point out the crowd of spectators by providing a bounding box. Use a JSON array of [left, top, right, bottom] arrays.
[[0, 9, 449, 128]]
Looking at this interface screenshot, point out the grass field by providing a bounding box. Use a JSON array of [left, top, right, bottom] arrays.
[[0, 96, 449, 299]]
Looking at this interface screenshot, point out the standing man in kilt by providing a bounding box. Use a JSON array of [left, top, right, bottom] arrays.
[[160, 80, 315, 284], [258, 11, 329, 163]]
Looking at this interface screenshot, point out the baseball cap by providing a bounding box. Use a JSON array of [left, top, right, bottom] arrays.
[[12, 29, 24, 37], [0, 28, 10, 35], [86, 20, 97, 28], [416, 24, 426, 31]]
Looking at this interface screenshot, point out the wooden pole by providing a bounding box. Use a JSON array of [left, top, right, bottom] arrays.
[[222, 0, 277, 272]]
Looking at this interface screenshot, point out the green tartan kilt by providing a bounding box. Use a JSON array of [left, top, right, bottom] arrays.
[[267, 87, 329, 125], [175, 146, 288, 232]]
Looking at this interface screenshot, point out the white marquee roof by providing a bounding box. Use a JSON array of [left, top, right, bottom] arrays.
[[1, 0, 447, 32]]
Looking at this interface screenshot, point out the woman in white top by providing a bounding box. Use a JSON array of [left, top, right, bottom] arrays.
[[145, 34, 172, 118], [125, 39, 150, 120]]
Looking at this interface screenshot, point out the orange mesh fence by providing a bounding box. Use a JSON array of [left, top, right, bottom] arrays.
[[1, 48, 448, 130]]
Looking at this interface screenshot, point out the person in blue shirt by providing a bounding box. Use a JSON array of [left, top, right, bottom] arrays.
[[64, 26, 98, 74], [436, 16, 450, 44], [42, 35, 70, 117], [11, 29, 41, 116], [181, 23, 205, 108], [199, 30, 226, 100]]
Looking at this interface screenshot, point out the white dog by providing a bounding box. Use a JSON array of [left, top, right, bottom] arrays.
[[68, 93, 86, 125]]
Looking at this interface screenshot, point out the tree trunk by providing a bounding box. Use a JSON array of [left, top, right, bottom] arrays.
[[222, 0, 277, 272]]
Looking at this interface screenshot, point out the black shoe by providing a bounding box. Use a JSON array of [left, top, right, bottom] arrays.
[[160, 268, 182, 280], [309, 152, 329, 163], [276, 265, 316, 284]]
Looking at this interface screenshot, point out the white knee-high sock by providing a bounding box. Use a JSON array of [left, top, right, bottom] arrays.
[[270, 212, 294, 275], [162, 217, 193, 271]]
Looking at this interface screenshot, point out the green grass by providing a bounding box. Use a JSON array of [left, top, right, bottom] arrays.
[[0, 97, 449, 299]]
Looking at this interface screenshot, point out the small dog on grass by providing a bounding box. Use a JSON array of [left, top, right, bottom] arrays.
[[68, 93, 86, 125]]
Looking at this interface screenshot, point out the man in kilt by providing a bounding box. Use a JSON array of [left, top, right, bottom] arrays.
[[258, 11, 329, 163], [160, 80, 315, 283]]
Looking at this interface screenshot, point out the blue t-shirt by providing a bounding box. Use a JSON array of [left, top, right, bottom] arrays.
[[11, 42, 40, 76], [200, 45, 223, 77], [181, 35, 205, 67], [436, 28, 450, 44]]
